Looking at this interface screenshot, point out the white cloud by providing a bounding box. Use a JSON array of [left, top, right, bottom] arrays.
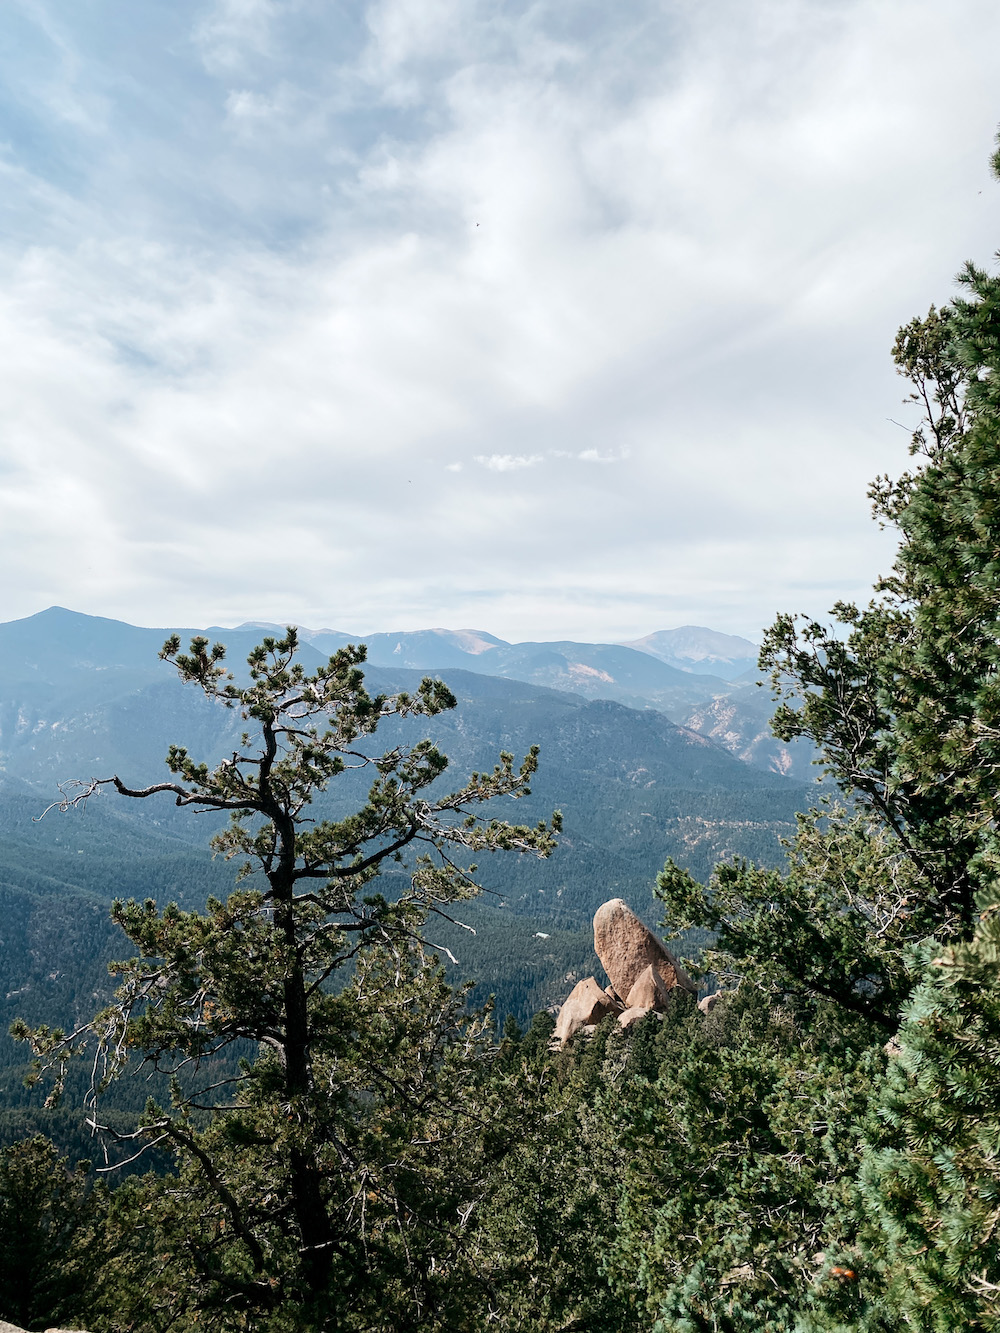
[[577, 449, 629, 464], [0, 0, 998, 642], [474, 454, 546, 472], [194, 0, 282, 75], [225, 87, 282, 121]]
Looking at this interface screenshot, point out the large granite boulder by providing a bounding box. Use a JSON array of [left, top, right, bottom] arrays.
[[625, 962, 672, 1011], [593, 898, 696, 1000], [553, 976, 624, 1044], [618, 1005, 662, 1031]]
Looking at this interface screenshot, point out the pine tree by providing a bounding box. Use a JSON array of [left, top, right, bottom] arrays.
[[651, 130, 1000, 1331], [0, 1135, 103, 1330], [17, 629, 559, 1327], [656, 145, 1000, 1029], [857, 899, 1000, 1331]]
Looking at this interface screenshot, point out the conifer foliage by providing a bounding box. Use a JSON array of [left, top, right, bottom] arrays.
[[651, 136, 1000, 1329], [861, 912, 1000, 1331], [16, 628, 559, 1327], [0, 1135, 102, 1329]]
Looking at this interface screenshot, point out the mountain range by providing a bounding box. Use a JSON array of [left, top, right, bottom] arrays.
[[206, 617, 811, 779], [0, 607, 824, 1065], [220, 620, 760, 681]]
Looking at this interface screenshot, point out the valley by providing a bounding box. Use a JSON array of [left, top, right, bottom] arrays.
[[0, 606, 818, 1088]]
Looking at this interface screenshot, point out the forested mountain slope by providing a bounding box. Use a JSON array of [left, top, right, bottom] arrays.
[[237, 617, 815, 776], [0, 608, 811, 1044]]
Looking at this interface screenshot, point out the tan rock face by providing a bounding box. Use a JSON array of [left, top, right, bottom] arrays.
[[618, 1005, 660, 1031], [593, 898, 696, 1000], [698, 991, 723, 1014], [553, 976, 623, 1044], [625, 963, 671, 1011]]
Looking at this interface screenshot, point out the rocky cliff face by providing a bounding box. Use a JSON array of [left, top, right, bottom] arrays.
[[681, 686, 820, 780]]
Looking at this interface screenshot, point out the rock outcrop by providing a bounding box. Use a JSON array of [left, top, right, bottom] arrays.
[[617, 1005, 660, 1031], [551, 900, 702, 1045], [593, 898, 696, 1000], [625, 962, 672, 1010], [553, 976, 624, 1044]]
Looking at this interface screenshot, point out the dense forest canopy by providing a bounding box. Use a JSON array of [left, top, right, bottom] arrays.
[[6, 141, 1000, 1333]]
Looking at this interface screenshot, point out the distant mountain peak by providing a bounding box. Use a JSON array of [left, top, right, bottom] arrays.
[[432, 628, 508, 654], [204, 623, 508, 656], [622, 627, 759, 680], [206, 622, 358, 640], [220, 621, 290, 633]]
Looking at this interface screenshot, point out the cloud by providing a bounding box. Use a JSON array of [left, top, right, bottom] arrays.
[[0, 0, 998, 642], [576, 449, 629, 464], [194, 0, 282, 75], [225, 86, 286, 122], [474, 454, 545, 472]]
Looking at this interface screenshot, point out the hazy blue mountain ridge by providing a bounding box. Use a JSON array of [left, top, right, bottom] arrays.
[[213, 616, 809, 776], [621, 626, 759, 678], [233, 621, 734, 707]]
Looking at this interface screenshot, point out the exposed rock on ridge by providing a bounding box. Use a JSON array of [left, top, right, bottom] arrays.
[[553, 977, 624, 1044], [593, 898, 696, 1000], [552, 898, 697, 1045], [625, 962, 672, 1010]]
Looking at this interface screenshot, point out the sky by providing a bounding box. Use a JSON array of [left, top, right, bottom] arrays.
[[1, 0, 999, 644]]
